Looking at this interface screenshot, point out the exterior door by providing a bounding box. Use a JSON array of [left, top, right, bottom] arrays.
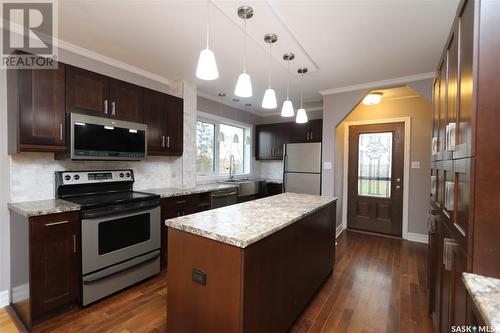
[[347, 122, 404, 236]]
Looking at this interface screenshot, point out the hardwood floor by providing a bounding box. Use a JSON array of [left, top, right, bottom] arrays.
[[0, 230, 433, 333]]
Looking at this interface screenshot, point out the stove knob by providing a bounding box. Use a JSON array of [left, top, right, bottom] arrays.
[[64, 175, 71, 181], [74, 175, 80, 180], [119, 173, 124, 178], [126, 172, 131, 178]]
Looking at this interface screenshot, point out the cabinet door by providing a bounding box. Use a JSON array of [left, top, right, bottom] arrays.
[[432, 77, 440, 161], [19, 63, 66, 151], [143, 89, 166, 153], [165, 95, 183, 156], [30, 212, 79, 318], [431, 217, 445, 330], [289, 123, 308, 143], [255, 125, 274, 160], [308, 119, 323, 142], [445, 30, 458, 160], [440, 224, 453, 333], [455, 0, 474, 159], [66, 66, 109, 117], [273, 123, 288, 159], [453, 158, 471, 241], [438, 59, 447, 161], [109, 79, 143, 123], [449, 245, 468, 328], [427, 211, 439, 315]]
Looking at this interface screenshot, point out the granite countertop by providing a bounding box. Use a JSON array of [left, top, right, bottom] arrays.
[[166, 192, 337, 248], [8, 199, 81, 217], [463, 272, 500, 327], [143, 183, 238, 198]]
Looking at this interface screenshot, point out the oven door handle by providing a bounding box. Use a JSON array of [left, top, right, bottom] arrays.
[[81, 200, 160, 219], [82, 250, 160, 284]]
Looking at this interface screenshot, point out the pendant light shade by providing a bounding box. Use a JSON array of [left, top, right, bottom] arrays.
[[362, 92, 383, 105], [296, 108, 308, 123], [296, 67, 308, 124], [262, 88, 277, 109], [281, 100, 294, 117], [196, 1, 218, 80], [235, 6, 253, 98], [196, 48, 218, 80], [262, 33, 278, 109], [235, 72, 252, 97], [281, 52, 295, 117]]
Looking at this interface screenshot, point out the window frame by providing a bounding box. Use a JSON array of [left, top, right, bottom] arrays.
[[196, 112, 252, 180]]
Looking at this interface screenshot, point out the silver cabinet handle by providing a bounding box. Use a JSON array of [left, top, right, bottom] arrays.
[[307, 132, 310, 140], [45, 220, 69, 227], [175, 200, 188, 204], [161, 136, 165, 148], [73, 234, 76, 253], [111, 101, 116, 116], [310, 132, 313, 140], [59, 123, 63, 140], [104, 99, 108, 114], [167, 136, 170, 148]]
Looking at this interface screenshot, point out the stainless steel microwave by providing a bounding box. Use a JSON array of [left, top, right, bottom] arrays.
[[66, 113, 147, 160]]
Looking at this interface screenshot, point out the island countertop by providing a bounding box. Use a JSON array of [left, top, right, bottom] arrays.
[[463, 273, 500, 328], [165, 192, 337, 248]]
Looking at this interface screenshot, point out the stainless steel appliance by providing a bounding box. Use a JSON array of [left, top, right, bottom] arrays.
[[55, 170, 161, 306], [283, 142, 322, 195], [210, 188, 238, 209], [60, 113, 147, 160]]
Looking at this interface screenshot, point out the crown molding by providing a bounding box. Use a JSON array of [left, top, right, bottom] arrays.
[[319, 72, 435, 96], [57, 39, 173, 87]]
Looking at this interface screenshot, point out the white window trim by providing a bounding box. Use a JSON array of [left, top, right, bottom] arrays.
[[196, 111, 253, 182]]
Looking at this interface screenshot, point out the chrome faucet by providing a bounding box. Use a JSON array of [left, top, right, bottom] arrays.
[[229, 155, 235, 179]]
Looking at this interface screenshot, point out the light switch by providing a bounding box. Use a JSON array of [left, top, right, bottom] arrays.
[[411, 161, 421, 169], [323, 162, 332, 170]]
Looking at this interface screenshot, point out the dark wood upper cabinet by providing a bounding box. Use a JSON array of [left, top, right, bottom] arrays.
[[66, 66, 109, 117], [30, 212, 80, 320], [18, 63, 66, 151], [255, 120, 322, 160], [109, 79, 143, 123], [143, 89, 183, 156], [165, 95, 184, 155]]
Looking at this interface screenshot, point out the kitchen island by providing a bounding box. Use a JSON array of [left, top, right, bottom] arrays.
[[166, 192, 337, 333]]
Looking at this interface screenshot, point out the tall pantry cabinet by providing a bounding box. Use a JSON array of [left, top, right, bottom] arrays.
[[427, 0, 500, 332]]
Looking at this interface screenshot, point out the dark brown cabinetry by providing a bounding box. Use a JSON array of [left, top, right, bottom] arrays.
[[427, 0, 500, 331], [143, 89, 183, 156], [67, 66, 143, 123], [255, 119, 323, 160], [18, 63, 66, 152], [10, 211, 80, 329]]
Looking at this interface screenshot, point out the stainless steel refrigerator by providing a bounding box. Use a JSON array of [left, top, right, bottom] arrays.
[[283, 142, 322, 195]]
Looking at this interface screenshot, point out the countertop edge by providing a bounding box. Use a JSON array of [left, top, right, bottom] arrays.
[[8, 200, 81, 218], [166, 195, 338, 248], [462, 272, 500, 327]]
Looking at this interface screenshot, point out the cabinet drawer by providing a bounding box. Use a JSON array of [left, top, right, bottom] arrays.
[[162, 194, 199, 218]]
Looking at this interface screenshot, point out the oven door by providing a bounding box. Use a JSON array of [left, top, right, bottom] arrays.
[[81, 206, 160, 275]]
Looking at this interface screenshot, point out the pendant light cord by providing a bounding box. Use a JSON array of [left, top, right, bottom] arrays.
[[300, 72, 304, 108], [268, 43, 272, 88], [206, 0, 210, 49], [286, 61, 290, 100], [243, 16, 247, 73]]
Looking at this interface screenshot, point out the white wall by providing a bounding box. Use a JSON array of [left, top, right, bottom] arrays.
[[0, 47, 197, 303]]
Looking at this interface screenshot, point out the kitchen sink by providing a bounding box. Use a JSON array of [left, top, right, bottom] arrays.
[[218, 179, 266, 197]]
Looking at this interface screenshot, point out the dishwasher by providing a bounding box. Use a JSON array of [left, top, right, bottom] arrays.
[[211, 188, 238, 209]]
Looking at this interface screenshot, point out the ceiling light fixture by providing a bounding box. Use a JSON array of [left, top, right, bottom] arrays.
[[296, 67, 308, 124], [196, 0, 218, 80], [362, 92, 383, 105], [218, 92, 226, 97], [262, 33, 278, 109], [281, 52, 295, 117], [234, 6, 253, 98], [232, 98, 240, 102]]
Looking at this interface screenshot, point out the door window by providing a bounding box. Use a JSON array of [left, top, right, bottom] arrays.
[[358, 132, 392, 198]]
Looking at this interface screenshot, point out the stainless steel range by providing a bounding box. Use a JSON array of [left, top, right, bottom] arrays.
[[55, 170, 161, 306]]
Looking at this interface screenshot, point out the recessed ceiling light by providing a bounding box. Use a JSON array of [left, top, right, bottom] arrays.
[[218, 92, 226, 97], [362, 92, 383, 105], [245, 103, 251, 107], [232, 98, 240, 102]]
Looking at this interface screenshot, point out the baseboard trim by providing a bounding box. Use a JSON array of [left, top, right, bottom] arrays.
[[406, 232, 428, 244], [0, 289, 9, 308], [335, 225, 344, 238]]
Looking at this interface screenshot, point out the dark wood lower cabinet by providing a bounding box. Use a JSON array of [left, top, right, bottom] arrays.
[[10, 211, 80, 330]]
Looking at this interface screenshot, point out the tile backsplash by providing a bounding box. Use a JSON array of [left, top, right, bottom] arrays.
[[259, 160, 283, 181], [10, 152, 182, 202]]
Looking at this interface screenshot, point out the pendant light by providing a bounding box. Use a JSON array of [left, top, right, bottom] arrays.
[[196, 1, 218, 80], [262, 33, 278, 109], [234, 6, 253, 98], [362, 92, 383, 105], [296, 67, 308, 124], [281, 52, 295, 117]]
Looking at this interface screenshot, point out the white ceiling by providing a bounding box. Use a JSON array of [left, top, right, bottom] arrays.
[[58, 0, 459, 115]]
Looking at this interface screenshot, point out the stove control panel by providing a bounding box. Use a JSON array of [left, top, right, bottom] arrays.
[[57, 170, 134, 185]]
